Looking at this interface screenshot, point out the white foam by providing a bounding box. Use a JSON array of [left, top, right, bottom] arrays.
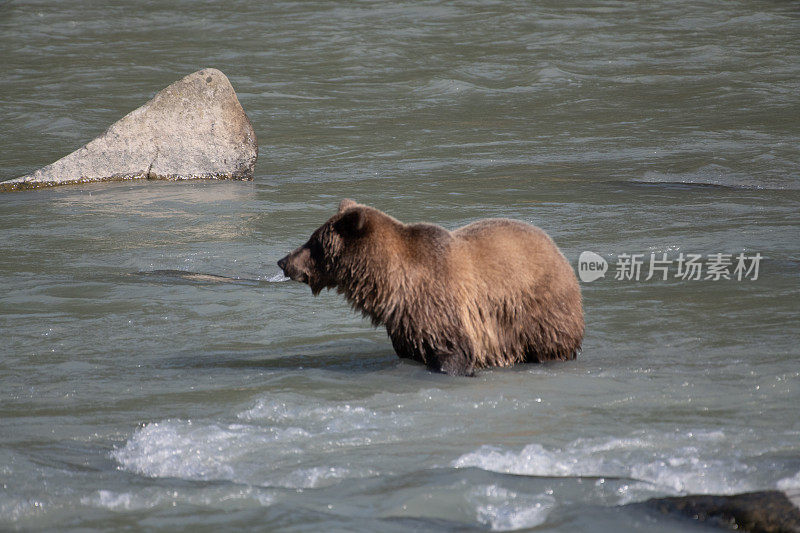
[[237, 395, 412, 439], [240, 398, 372, 424], [81, 486, 275, 511], [111, 420, 313, 486], [112, 393, 413, 488], [470, 485, 554, 531], [777, 470, 800, 490], [277, 466, 352, 489], [453, 431, 754, 501], [265, 272, 290, 282], [89, 490, 136, 510], [0, 497, 47, 523]]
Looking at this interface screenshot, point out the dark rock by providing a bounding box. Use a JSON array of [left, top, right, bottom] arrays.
[[641, 490, 800, 532], [1, 68, 257, 192]]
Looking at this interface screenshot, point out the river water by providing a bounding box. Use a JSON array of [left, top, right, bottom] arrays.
[[1, 1, 799, 531]]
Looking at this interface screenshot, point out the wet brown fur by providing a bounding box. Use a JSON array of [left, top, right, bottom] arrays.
[[278, 199, 584, 376]]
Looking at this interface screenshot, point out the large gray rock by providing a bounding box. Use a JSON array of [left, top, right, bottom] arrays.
[[1, 68, 257, 192]]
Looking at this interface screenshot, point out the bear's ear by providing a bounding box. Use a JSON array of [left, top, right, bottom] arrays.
[[338, 198, 358, 213], [335, 207, 366, 236]]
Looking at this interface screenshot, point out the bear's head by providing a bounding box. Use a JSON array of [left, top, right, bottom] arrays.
[[278, 199, 373, 295]]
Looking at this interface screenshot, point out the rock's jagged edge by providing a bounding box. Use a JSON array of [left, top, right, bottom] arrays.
[[0, 170, 254, 193]]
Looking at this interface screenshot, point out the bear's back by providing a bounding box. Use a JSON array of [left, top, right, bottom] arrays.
[[452, 218, 572, 289]]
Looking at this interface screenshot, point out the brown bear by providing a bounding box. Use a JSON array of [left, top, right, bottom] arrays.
[[278, 199, 584, 376]]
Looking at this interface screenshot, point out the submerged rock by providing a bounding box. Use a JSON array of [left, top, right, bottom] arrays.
[[640, 490, 800, 532], [134, 269, 264, 287], [1, 68, 257, 192]]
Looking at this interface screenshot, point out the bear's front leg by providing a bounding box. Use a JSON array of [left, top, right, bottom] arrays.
[[429, 345, 476, 377], [388, 330, 475, 376]]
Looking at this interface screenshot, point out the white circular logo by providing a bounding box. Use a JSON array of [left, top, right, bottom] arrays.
[[578, 251, 608, 283]]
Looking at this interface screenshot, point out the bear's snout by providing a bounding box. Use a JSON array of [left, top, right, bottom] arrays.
[[278, 249, 311, 284], [278, 254, 300, 281]]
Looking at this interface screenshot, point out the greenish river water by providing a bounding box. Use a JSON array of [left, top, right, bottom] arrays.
[[1, 1, 799, 531]]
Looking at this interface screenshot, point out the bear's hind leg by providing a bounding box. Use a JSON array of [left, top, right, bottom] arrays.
[[388, 330, 476, 376]]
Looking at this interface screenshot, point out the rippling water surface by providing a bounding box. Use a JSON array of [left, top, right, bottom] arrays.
[[1, 1, 799, 531]]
